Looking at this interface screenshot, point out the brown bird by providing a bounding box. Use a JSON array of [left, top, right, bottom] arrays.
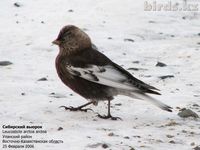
[[52, 25, 172, 120]]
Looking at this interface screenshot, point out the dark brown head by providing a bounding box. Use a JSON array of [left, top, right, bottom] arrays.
[[53, 25, 91, 55]]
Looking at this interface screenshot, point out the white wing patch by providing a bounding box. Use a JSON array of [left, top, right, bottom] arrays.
[[67, 65, 137, 91]]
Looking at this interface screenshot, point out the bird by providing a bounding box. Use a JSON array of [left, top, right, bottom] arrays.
[[52, 25, 172, 120]]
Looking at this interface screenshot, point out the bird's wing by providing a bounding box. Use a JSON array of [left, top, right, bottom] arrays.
[[67, 48, 160, 95], [111, 62, 160, 93], [67, 64, 159, 94]]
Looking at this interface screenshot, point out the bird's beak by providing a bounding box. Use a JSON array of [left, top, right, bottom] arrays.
[[52, 39, 60, 45]]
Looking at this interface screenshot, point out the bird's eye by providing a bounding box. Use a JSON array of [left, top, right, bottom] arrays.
[[64, 30, 72, 36], [63, 31, 73, 40]]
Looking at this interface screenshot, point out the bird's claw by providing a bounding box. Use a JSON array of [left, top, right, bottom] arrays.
[[59, 106, 93, 112], [97, 113, 122, 120]]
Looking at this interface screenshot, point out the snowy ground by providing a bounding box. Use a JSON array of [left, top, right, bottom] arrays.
[[0, 0, 200, 149]]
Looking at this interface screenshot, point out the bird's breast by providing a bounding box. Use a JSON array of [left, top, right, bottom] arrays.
[[55, 55, 73, 84]]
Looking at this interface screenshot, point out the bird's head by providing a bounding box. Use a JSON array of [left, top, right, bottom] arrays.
[[52, 25, 91, 55]]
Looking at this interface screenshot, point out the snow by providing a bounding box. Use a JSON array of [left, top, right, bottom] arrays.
[[0, 0, 200, 149]]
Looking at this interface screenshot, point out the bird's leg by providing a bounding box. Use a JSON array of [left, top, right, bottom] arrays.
[[60, 101, 93, 112], [97, 100, 122, 120]]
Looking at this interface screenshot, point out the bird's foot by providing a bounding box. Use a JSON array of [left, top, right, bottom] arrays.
[[59, 106, 93, 112], [97, 114, 122, 120]]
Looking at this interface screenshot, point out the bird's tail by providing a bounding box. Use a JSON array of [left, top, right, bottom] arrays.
[[127, 92, 172, 112]]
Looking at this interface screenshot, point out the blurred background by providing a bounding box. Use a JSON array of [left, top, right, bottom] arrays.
[[0, 0, 200, 150]]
